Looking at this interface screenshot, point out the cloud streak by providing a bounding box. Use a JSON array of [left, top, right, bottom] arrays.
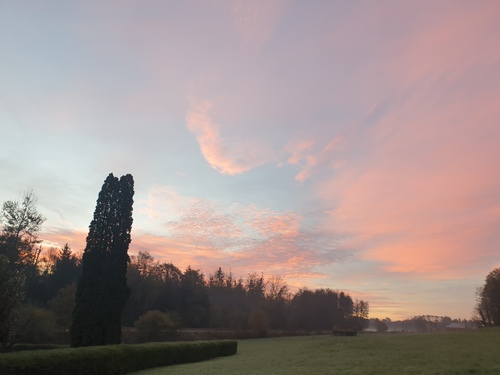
[[285, 137, 343, 183], [186, 98, 275, 175], [318, 5, 500, 278], [135, 185, 353, 282]]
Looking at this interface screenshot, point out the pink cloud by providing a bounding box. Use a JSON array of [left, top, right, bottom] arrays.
[[383, 1, 500, 91], [308, 1, 500, 285], [186, 98, 275, 175], [126, 185, 351, 282], [285, 139, 315, 165], [40, 220, 345, 293], [285, 137, 343, 183], [139, 185, 197, 223], [319, 96, 500, 280], [41, 227, 88, 255]]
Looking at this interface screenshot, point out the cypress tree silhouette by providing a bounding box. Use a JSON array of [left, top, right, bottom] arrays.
[[70, 173, 134, 347]]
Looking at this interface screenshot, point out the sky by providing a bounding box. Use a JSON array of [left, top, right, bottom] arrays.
[[1, 0, 499, 320]]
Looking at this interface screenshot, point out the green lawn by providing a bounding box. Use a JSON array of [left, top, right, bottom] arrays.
[[131, 329, 500, 375]]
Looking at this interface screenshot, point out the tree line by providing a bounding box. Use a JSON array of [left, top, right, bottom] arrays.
[[123, 251, 369, 334], [4, 176, 498, 350], [0, 180, 368, 349], [369, 316, 477, 333]]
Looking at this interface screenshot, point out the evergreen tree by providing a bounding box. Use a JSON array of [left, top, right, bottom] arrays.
[[180, 267, 209, 327], [70, 173, 134, 347], [47, 244, 80, 301]]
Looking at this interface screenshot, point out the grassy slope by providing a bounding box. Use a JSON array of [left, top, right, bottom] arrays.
[[132, 329, 500, 375]]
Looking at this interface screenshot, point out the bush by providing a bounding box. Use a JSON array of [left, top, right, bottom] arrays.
[[134, 310, 182, 341], [48, 283, 76, 331], [248, 309, 269, 337], [375, 319, 389, 333], [0, 340, 238, 375], [16, 305, 57, 343]]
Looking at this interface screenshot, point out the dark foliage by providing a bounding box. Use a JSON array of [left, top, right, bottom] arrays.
[[0, 191, 45, 349], [0, 341, 237, 375], [133, 310, 182, 342], [180, 267, 210, 327], [368, 316, 475, 332], [0, 255, 25, 349], [2, 188, 371, 347], [122, 254, 369, 335], [70, 174, 134, 347], [49, 244, 81, 298], [375, 318, 388, 332], [0, 191, 45, 270], [4, 343, 66, 352], [288, 289, 357, 332], [475, 267, 500, 326]]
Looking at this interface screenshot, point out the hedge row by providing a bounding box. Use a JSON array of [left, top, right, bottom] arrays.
[[5, 344, 67, 352], [0, 340, 238, 375]]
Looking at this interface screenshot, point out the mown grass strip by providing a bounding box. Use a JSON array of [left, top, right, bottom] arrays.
[[133, 329, 500, 375]]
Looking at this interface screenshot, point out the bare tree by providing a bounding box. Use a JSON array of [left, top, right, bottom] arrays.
[[475, 268, 500, 326], [0, 190, 45, 268], [0, 190, 45, 349], [266, 275, 289, 301]]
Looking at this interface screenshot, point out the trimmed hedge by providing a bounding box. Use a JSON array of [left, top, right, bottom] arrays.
[[0, 340, 238, 375], [5, 344, 67, 352]]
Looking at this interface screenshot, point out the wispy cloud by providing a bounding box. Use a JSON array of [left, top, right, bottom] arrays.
[[320, 92, 500, 282], [134, 185, 353, 281], [41, 227, 88, 255], [285, 137, 343, 183], [185, 98, 275, 175], [301, 1, 500, 285]]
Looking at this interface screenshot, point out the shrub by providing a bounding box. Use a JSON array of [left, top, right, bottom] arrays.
[[48, 283, 76, 331], [134, 310, 182, 341], [248, 309, 269, 337], [16, 305, 57, 343], [375, 319, 389, 333], [0, 340, 238, 375]]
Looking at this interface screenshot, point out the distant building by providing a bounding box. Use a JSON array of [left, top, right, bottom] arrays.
[[445, 322, 466, 331]]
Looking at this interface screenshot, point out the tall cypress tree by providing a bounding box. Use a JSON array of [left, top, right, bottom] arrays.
[[70, 173, 134, 347]]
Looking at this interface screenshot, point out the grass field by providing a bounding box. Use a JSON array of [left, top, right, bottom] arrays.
[[131, 329, 500, 375]]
